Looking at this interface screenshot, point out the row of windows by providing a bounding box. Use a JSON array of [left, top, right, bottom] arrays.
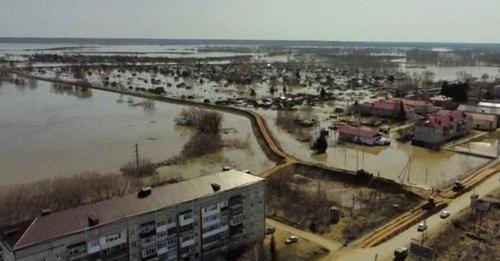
[[203, 204, 218, 213], [181, 212, 194, 220], [156, 217, 174, 227], [202, 214, 218, 223], [202, 223, 220, 234], [105, 233, 122, 243], [181, 234, 195, 243]]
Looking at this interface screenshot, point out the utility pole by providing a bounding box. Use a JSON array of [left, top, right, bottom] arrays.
[[135, 143, 140, 177], [407, 157, 412, 183]]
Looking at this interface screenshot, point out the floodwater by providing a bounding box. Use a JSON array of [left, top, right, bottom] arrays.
[[402, 65, 500, 82], [453, 130, 500, 158], [0, 81, 271, 185], [256, 108, 491, 189], [0, 43, 253, 59]]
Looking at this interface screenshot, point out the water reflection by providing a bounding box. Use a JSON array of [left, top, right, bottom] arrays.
[[50, 82, 92, 98]]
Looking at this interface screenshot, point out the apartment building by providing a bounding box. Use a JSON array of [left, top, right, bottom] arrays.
[[0, 170, 265, 261]]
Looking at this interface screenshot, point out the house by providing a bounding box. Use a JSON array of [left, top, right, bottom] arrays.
[[429, 95, 453, 108], [457, 104, 500, 130], [338, 126, 388, 146], [412, 110, 472, 148], [360, 100, 404, 119], [0, 170, 265, 261]]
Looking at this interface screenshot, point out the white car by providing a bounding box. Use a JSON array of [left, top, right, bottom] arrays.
[[285, 235, 298, 245], [440, 211, 450, 219], [417, 223, 427, 232]]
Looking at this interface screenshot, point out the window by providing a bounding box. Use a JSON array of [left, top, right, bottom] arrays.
[[142, 246, 157, 257], [204, 204, 217, 212], [167, 239, 176, 246], [181, 234, 194, 242], [202, 223, 220, 234], [89, 240, 99, 248], [202, 214, 218, 223], [142, 235, 157, 245], [167, 227, 177, 235], [157, 220, 166, 227], [157, 231, 167, 239], [105, 233, 121, 243], [157, 242, 167, 250]]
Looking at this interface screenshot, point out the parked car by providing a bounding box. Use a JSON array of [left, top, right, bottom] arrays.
[[285, 235, 298, 244], [265, 227, 276, 235], [440, 211, 450, 219], [394, 247, 408, 260], [417, 222, 427, 232]]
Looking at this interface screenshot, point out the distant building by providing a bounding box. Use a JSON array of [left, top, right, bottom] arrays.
[[478, 100, 500, 109], [457, 104, 500, 131], [338, 126, 386, 146], [0, 170, 265, 261], [429, 95, 453, 108], [360, 100, 403, 119], [412, 110, 472, 148]]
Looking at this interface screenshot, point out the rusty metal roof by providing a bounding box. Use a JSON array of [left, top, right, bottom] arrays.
[[9, 170, 263, 250]]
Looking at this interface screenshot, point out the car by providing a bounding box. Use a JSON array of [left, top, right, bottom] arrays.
[[285, 235, 298, 244], [440, 210, 450, 219], [265, 227, 276, 235], [417, 222, 427, 232]]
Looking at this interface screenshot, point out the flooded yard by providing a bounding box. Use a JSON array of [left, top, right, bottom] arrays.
[[255, 108, 491, 189], [0, 80, 271, 185]]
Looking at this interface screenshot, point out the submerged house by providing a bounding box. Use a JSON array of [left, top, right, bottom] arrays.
[[412, 110, 472, 148], [360, 100, 405, 120], [338, 126, 389, 146]]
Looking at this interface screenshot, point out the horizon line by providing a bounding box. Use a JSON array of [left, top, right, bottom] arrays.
[[1, 36, 500, 46]]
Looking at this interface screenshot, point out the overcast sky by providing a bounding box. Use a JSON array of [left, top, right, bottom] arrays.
[[1, 0, 499, 43]]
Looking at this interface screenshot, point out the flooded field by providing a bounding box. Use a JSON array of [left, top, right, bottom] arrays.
[[256, 108, 491, 189], [452, 130, 500, 158], [0, 81, 272, 185], [403, 65, 500, 82]]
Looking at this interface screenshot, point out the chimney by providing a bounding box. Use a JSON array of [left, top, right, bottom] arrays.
[[88, 215, 99, 227], [211, 183, 221, 192], [137, 187, 152, 198]]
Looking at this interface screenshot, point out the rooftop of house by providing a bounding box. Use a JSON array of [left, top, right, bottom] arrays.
[[429, 95, 452, 102], [362, 100, 400, 111], [419, 110, 469, 128], [338, 126, 379, 139], [0, 170, 263, 251]]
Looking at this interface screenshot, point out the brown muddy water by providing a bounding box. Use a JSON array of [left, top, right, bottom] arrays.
[[0, 81, 271, 185], [256, 108, 491, 189], [452, 130, 500, 158]]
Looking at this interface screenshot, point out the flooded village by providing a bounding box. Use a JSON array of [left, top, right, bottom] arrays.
[[1, 41, 500, 260]]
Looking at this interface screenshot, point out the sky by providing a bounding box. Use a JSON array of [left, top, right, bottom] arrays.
[[1, 0, 500, 43]]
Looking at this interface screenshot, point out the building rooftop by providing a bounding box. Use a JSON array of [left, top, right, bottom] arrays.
[[465, 112, 497, 122], [338, 126, 379, 139], [0, 170, 263, 251], [421, 110, 468, 128], [458, 104, 500, 115], [362, 100, 399, 111]]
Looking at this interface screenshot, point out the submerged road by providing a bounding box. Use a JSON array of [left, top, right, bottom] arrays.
[[13, 70, 500, 259]]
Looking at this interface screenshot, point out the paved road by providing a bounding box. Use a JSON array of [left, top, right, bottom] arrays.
[[265, 218, 343, 254], [333, 172, 500, 261]]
